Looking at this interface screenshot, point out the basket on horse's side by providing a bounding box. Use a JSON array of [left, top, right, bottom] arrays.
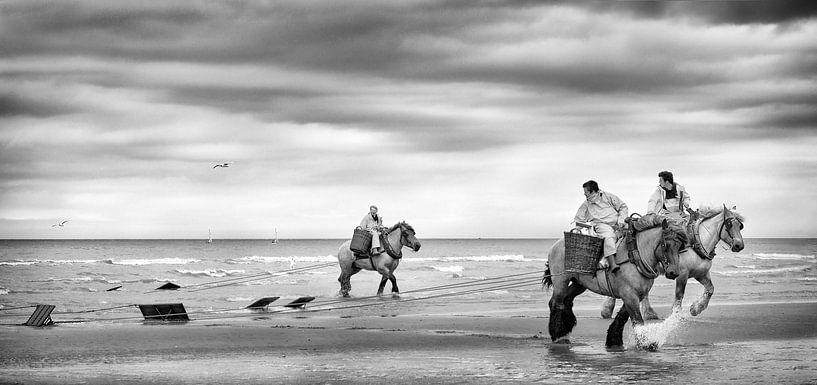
[[563, 229, 603, 273], [350, 228, 372, 254]]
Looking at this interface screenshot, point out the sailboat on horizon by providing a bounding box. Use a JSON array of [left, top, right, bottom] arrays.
[[207, 229, 213, 244], [271, 228, 278, 244]]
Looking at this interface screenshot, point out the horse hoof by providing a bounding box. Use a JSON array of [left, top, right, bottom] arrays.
[[644, 313, 663, 321], [553, 336, 570, 344], [641, 342, 659, 352]]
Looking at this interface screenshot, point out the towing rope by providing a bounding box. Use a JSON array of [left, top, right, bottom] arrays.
[[0, 266, 565, 325]]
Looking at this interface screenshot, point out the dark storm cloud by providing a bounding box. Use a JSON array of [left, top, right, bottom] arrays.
[[0, 2, 208, 57], [587, 1, 817, 25], [163, 85, 323, 116], [0, 93, 75, 117], [5, 0, 813, 102]]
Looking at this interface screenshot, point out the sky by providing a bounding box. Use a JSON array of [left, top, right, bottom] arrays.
[[1, 1, 816, 239]]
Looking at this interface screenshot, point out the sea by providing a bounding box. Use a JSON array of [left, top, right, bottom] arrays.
[[1, 238, 816, 384], [1, 238, 815, 320]]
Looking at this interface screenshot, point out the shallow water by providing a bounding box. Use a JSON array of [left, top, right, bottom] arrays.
[[2, 333, 814, 385], [1, 238, 816, 384]]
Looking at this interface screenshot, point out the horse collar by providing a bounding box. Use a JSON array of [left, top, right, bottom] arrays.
[[692, 217, 718, 260], [381, 231, 402, 259]]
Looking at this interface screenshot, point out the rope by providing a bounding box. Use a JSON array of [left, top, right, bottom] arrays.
[[298, 270, 547, 310], [186, 262, 336, 293], [54, 304, 135, 314], [0, 305, 38, 311], [4, 269, 561, 325], [183, 262, 335, 289]]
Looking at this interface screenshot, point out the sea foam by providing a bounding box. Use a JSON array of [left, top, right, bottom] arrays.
[[409, 255, 528, 262], [174, 269, 245, 278], [631, 310, 688, 351], [226, 255, 336, 264], [753, 253, 815, 260], [110, 258, 201, 265], [715, 265, 813, 276]]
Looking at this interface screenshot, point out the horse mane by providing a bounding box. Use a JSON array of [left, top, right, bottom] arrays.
[[698, 204, 747, 222], [663, 223, 688, 245], [388, 221, 415, 233]]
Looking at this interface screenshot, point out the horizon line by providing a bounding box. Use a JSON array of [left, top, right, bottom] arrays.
[[1, 237, 813, 241]]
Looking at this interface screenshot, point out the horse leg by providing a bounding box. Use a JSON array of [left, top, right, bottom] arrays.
[[690, 272, 714, 316], [605, 305, 630, 347], [607, 292, 644, 348], [641, 294, 661, 321], [548, 278, 575, 343], [601, 297, 616, 319], [563, 282, 586, 328], [672, 273, 689, 314], [389, 274, 399, 295], [377, 275, 388, 296], [339, 264, 362, 298], [337, 271, 350, 298]]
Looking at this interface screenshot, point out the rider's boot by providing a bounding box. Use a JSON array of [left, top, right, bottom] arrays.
[[606, 254, 620, 273]]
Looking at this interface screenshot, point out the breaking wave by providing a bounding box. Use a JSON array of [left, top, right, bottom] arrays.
[[107, 258, 201, 265], [753, 253, 815, 260], [0, 259, 102, 266], [407, 255, 532, 262], [715, 265, 813, 276], [226, 255, 336, 264], [174, 269, 245, 278]]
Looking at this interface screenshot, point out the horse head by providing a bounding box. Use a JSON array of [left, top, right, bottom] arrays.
[[655, 219, 687, 280], [397, 221, 421, 252], [721, 205, 745, 252]]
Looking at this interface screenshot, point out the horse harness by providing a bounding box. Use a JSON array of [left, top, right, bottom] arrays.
[[354, 225, 406, 264], [620, 213, 671, 280], [689, 210, 743, 260], [592, 213, 672, 296]]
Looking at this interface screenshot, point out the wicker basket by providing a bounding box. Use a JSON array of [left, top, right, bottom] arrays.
[[350, 228, 372, 254], [563, 228, 603, 273]]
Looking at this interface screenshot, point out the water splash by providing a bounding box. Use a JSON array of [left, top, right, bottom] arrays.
[[631, 310, 688, 351]]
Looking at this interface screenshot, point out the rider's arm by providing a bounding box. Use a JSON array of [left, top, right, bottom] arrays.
[[646, 188, 662, 215], [611, 194, 628, 226], [574, 202, 589, 224]]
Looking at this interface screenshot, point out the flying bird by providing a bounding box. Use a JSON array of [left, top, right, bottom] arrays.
[[51, 220, 69, 227], [213, 162, 233, 168]]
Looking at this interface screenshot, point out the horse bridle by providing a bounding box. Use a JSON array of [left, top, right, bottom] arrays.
[[717, 213, 744, 251], [653, 228, 674, 270], [381, 223, 416, 259], [399, 224, 417, 248]]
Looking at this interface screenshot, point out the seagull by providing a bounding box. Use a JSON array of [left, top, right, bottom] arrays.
[[51, 220, 69, 227], [213, 162, 233, 168]]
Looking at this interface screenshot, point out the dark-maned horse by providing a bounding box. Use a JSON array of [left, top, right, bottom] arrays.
[[542, 220, 687, 348], [601, 205, 745, 319], [337, 222, 421, 297]]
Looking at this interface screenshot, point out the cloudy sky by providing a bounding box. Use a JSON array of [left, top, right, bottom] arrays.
[[1, 1, 816, 239]]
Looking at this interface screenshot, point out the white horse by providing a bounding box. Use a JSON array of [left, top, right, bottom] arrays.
[[336, 222, 421, 297], [601, 205, 746, 319]]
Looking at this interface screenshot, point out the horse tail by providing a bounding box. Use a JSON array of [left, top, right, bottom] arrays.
[[541, 261, 552, 288]]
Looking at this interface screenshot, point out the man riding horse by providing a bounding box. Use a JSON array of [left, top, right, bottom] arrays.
[[573, 180, 629, 273], [359, 205, 386, 255], [647, 171, 693, 228]]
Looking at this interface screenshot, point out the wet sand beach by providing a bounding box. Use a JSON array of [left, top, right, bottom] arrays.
[[1, 302, 815, 384]]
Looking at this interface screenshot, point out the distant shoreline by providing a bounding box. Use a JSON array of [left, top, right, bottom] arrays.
[[2, 237, 814, 241]]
